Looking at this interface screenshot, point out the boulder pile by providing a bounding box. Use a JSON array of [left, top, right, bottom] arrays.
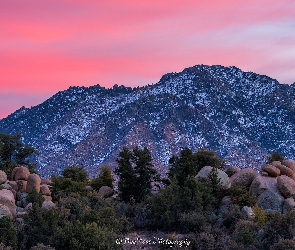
[[195, 158, 295, 214], [0, 166, 54, 221]]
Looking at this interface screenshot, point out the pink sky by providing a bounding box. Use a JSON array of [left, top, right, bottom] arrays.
[[1, 0, 295, 119]]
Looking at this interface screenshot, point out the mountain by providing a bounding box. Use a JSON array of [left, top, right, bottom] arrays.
[[1, 65, 295, 178]]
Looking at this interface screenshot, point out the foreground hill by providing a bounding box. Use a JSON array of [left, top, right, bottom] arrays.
[[0, 65, 295, 177]]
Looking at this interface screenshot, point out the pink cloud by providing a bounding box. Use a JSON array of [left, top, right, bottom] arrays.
[[0, 0, 295, 118]]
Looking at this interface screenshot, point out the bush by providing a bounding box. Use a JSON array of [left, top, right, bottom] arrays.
[[222, 204, 244, 230], [270, 239, 295, 250], [20, 205, 58, 249], [234, 220, 258, 246], [90, 166, 114, 191], [0, 243, 14, 250], [252, 206, 266, 226], [261, 211, 295, 249], [168, 148, 225, 187], [267, 152, 284, 163], [51, 176, 87, 200], [227, 185, 255, 207], [0, 216, 17, 249], [62, 166, 88, 182], [26, 188, 45, 207]]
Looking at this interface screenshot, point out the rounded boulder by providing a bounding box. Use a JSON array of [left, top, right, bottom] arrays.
[[0, 170, 7, 184], [277, 175, 295, 198], [0, 189, 16, 219], [40, 185, 51, 196], [225, 166, 241, 177], [230, 168, 258, 187], [98, 186, 114, 198], [250, 175, 267, 197], [275, 165, 295, 180], [26, 174, 41, 193], [261, 164, 280, 177], [282, 159, 295, 173], [14, 166, 30, 181], [196, 166, 231, 189]]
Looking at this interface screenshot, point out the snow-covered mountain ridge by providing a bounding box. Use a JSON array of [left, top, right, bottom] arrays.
[[1, 64, 294, 177]]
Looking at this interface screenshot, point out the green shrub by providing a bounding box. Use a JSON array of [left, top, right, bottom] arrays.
[[222, 204, 244, 230], [26, 188, 45, 207], [90, 166, 114, 191], [267, 152, 284, 163], [252, 206, 266, 226], [51, 176, 87, 200], [234, 220, 258, 246], [227, 185, 255, 207], [0, 216, 17, 250], [62, 166, 88, 182]]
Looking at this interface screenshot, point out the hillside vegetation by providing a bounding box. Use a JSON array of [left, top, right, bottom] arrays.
[[1, 140, 295, 249]]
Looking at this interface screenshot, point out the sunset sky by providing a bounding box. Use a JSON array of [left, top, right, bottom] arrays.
[[1, 0, 295, 119]]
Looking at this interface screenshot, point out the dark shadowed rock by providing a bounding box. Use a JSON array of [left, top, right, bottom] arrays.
[[230, 168, 258, 187], [225, 166, 241, 177], [17, 180, 27, 192], [283, 197, 295, 214], [257, 189, 284, 213], [98, 186, 114, 198]]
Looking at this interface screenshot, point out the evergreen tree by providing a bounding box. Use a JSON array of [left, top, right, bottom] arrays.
[[62, 165, 88, 182], [90, 166, 114, 191], [0, 216, 17, 249], [0, 133, 37, 176], [168, 147, 225, 187], [115, 146, 159, 203]]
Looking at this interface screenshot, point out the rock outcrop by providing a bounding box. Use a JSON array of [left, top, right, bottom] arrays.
[[0, 170, 7, 184], [0, 189, 16, 219], [250, 175, 267, 197], [257, 188, 284, 213], [26, 174, 41, 193], [196, 166, 231, 189], [261, 164, 280, 177], [282, 159, 295, 172], [98, 186, 114, 198], [230, 168, 258, 187], [13, 166, 30, 181], [225, 166, 241, 177], [277, 175, 295, 198]]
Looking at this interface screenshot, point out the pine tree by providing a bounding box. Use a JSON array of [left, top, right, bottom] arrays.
[[115, 146, 159, 203]]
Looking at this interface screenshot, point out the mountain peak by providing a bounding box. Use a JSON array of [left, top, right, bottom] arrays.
[[0, 65, 294, 177]]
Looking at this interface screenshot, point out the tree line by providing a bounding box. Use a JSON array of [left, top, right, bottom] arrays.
[[0, 133, 292, 250]]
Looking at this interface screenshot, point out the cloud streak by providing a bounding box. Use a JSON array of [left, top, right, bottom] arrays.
[[0, 0, 295, 118]]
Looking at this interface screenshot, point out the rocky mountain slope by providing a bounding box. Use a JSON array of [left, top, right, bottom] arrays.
[[1, 65, 295, 177]]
